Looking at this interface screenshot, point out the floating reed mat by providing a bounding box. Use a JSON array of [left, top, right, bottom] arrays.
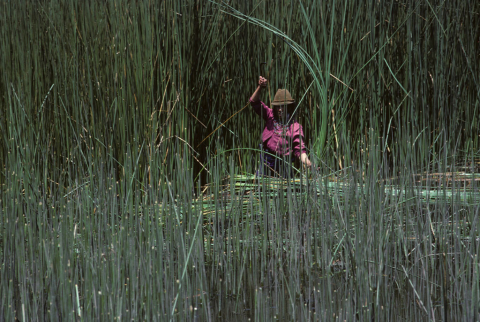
[[205, 172, 479, 206], [150, 172, 480, 222]]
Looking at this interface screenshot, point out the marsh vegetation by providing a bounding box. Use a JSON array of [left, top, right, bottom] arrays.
[[1, 0, 479, 320]]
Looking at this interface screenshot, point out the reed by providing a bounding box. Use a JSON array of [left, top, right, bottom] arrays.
[[1, 0, 479, 320]]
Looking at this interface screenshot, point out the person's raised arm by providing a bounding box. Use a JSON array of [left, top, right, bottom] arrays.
[[250, 76, 267, 102]]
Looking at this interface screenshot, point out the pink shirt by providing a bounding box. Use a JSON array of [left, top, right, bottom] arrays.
[[250, 99, 307, 159]]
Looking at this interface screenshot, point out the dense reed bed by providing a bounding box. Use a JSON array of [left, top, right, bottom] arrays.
[[1, 0, 479, 320]]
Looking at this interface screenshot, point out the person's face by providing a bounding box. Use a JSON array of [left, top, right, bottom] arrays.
[[274, 104, 287, 120]]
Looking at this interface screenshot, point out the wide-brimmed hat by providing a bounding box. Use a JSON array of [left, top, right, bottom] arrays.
[[271, 89, 295, 106]]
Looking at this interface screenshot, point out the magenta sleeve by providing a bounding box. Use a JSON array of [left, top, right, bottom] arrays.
[[249, 99, 271, 121], [292, 125, 307, 159]]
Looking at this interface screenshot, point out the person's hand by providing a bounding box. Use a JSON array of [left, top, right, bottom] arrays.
[[302, 159, 312, 169], [300, 153, 312, 168], [258, 76, 268, 88]]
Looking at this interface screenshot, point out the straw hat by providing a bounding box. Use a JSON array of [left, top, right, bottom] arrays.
[[271, 89, 295, 106]]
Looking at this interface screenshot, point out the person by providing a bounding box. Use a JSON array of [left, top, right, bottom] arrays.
[[250, 76, 312, 178]]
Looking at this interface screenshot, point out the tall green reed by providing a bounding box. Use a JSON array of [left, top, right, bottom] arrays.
[[1, 0, 479, 320]]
